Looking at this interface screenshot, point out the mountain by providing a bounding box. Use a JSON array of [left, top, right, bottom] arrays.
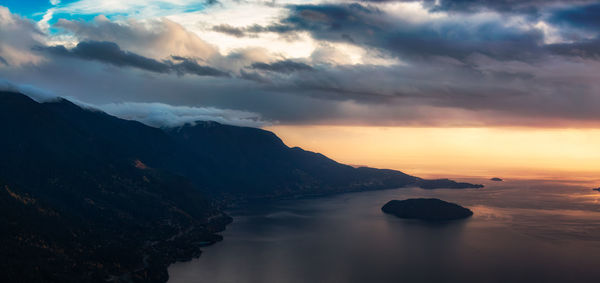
[[0, 92, 229, 282], [163, 122, 482, 197], [39, 94, 481, 199], [164, 122, 418, 198], [0, 91, 482, 282]]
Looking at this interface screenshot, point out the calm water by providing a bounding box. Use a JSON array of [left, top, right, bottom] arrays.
[[168, 179, 600, 283]]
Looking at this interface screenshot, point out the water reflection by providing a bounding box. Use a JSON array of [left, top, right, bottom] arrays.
[[169, 179, 600, 283]]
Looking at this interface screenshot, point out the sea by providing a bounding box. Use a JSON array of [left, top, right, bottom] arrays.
[[168, 178, 600, 283]]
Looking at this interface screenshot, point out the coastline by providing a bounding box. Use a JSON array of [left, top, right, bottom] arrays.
[[164, 180, 483, 282]]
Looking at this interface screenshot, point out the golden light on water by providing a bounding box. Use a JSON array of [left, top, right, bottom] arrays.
[[267, 126, 600, 181]]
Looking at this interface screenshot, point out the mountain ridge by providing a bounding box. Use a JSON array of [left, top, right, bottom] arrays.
[[0, 91, 482, 282]]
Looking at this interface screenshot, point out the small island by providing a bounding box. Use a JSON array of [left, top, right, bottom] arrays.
[[490, 177, 503, 182], [593, 187, 600, 192], [382, 198, 473, 221]]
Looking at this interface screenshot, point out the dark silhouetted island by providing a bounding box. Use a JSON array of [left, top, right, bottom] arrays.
[[490, 177, 503, 182], [382, 198, 473, 221], [593, 187, 600, 192]]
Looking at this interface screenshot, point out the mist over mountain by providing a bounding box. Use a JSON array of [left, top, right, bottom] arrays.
[[0, 91, 481, 282]]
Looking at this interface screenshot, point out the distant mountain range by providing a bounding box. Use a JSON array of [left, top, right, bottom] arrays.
[[0, 91, 482, 282]]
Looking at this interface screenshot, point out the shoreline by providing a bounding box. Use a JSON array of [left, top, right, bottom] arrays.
[[164, 180, 485, 282]]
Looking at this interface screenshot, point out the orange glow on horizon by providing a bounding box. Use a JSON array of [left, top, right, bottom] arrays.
[[266, 125, 600, 182]]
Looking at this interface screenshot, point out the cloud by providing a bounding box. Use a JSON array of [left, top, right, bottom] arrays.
[[212, 24, 246, 37], [0, 78, 266, 128], [249, 60, 314, 73], [548, 3, 600, 30], [37, 41, 229, 77], [210, 23, 298, 38], [309, 43, 354, 65], [0, 79, 59, 102], [270, 3, 545, 61], [0, 6, 46, 66], [170, 56, 230, 77], [54, 16, 218, 60], [97, 101, 267, 128], [51, 15, 277, 74], [373, 0, 598, 15], [239, 69, 269, 83], [3, 2, 600, 128], [39, 41, 171, 72], [546, 38, 600, 59]]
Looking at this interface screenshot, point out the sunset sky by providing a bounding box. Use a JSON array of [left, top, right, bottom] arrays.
[[1, 0, 600, 179]]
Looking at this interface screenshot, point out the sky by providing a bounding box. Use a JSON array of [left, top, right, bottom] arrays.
[[1, 0, 600, 179]]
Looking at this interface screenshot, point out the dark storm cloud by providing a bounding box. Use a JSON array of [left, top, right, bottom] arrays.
[[36, 41, 229, 77], [239, 70, 269, 83], [548, 3, 600, 30], [249, 60, 314, 73], [6, 49, 600, 127], [4, 4, 600, 128], [411, 0, 558, 14], [363, 0, 597, 15], [275, 3, 544, 61], [170, 56, 231, 77], [39, 41, 171, 73], [541, 3, 600, 59], [546, 38, 600, 59]]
